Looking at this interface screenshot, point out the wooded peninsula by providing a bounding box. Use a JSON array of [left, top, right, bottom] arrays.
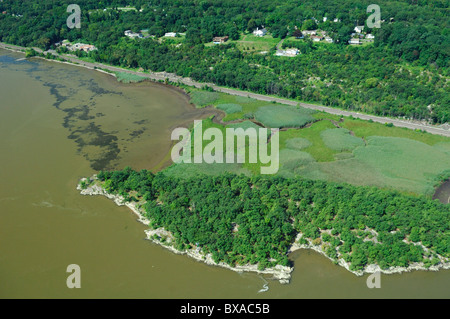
[[78, 168, 450, 280]]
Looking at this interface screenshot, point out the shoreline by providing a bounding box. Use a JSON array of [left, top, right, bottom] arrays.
[[77, 179, 293, 284], [0, 43, 198, 107], [2, 43, 447, 202], [4, 43, 449, 280], [78, 177, 450, 283], [289, 233, 450, 277], [1, 42, 449, 138]]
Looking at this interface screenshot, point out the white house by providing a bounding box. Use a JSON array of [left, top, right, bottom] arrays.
[[285, 48, 299, 56], [124, 30, 142, 39], [354, 26, 365, 34], [164, 32, 177, 37], [348, 38, 361, 45], [253, 27, 267, 37], [324, 36, 334, 43], [302, 30, 316, 36], [275, 48, 299, 57], [366, 34, 375, 40]]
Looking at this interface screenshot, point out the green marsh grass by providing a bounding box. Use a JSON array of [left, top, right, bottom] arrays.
[[190, 91, 220, 108], [114, 72, 146, 83], [254, 105, 316, 128], [321, 128, 365, 152], [216, 103, 243, 114]]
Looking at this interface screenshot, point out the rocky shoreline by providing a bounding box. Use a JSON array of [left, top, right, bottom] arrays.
[[78, 178, 450, 284], [77, 178, 293, 284], [289, 234, 450, 277]]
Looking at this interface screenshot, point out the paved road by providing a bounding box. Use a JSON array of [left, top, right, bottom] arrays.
[[2, 42, 449, 137]]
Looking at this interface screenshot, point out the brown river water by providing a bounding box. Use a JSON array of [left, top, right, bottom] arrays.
[[0, 48, 449, 298]]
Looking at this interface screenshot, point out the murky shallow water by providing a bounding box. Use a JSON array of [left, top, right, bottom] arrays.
[[0, 49, 449, 298]]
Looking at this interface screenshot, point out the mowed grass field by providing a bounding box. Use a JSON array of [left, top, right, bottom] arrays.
[[204, 33, 280, 52], [232, 33, 281, 52], [170, 87, 450, 196]]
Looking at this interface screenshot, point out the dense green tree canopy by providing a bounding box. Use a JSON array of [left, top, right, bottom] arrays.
[[88, 168, 450, 272]]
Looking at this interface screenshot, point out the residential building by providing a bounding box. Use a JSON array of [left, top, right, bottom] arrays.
[[62, 41, 97, 52], [124, 30, 143, 39], [275, 48, 299, 57], [285, 48, 299, 56], [348, 38, 361, 45], [302, 30, 316, 36], [253, 27, 267, 37], [354, 26, 365, 34], [213, 36, 229, 44], [74, 43, 97, 52]]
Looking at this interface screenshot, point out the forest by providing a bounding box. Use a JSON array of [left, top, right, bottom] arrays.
[[81, 167, 450, 272], [0, 0, 448, 123]]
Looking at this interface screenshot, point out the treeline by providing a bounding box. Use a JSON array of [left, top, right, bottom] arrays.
[[89, 39, 447, 122], [0, 0, 448, 123], [91, 167, 450, 271], [1, 0, 447, 65]]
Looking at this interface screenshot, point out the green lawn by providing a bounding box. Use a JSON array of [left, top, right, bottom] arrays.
[[231, 33, 281, 52], [284, 36, 306, 42], [116, 7, 138, 11], [158, 34, 186, 45]]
